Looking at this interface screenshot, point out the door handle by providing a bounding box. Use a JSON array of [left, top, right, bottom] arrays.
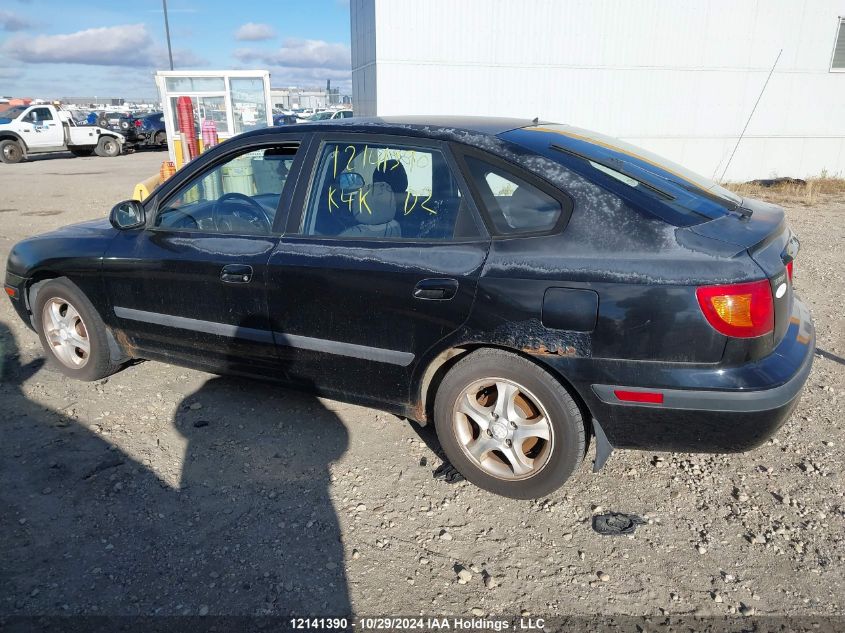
[[220, 264, 253, 283], [413, 278, 459, 301]]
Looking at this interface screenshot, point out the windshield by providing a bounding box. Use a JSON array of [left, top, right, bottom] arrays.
[[0, 105, 28, 120], [522, 124, 742, 205]]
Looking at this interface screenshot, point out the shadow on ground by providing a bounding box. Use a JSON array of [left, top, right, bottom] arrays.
[[0, 322, 352, 618]]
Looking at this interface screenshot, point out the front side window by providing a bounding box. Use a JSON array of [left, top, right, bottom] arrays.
[[23, 107, 53, 123], [155, 145, 298, 235], [301, 141, 480, 241], [464, 156, 563, 235]]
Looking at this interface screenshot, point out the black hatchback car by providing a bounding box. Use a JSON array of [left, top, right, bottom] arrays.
[[4, 117, 814, 499]]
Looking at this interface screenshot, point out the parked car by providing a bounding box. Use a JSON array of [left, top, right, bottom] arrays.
[[4, 117, 814, 498], [136, 112, 167, 147], [95, 111, 130, 128], [308, 110, 354, 121], [273, 113, 298, 126]]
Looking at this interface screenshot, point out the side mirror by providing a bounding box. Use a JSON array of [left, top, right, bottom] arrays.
[[338, 171, 364, 193], [109, 200, 146, 230]]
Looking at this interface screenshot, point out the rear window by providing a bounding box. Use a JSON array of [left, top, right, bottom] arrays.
[[535, 124, 741, 205], [504, 124, 742, 226]]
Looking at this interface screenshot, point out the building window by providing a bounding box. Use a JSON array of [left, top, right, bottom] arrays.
[[832, 18, 845, 70]]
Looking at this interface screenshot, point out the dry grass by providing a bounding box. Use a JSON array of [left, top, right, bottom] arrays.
[[725, 174, 845, 207]]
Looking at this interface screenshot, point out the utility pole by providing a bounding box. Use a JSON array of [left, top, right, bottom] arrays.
[[162, 0, 174, 70]]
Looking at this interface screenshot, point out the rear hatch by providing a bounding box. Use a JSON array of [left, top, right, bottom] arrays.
[[502, 124, 797, 355], [686, 197, 797, 352]]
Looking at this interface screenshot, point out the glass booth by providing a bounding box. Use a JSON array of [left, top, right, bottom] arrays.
[[154, 70, 273, 169]]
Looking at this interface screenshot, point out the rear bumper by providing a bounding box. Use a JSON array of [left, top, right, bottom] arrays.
[[591, 335, 813, 414], [554, 299, 815, 452]]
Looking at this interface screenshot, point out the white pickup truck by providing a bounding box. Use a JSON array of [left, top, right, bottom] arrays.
[[0, 104, 125, 164]]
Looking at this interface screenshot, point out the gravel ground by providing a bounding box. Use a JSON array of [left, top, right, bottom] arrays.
[[0, 151, 843, 623]]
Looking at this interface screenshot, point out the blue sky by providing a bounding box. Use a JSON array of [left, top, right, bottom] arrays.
[[0, 0, 352, 99]]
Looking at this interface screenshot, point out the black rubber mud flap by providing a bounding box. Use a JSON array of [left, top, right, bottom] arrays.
[[592, 418, 613, 472]]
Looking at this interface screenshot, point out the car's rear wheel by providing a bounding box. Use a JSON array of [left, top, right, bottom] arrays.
[[0, 139, 24, 164], [434, 349, 585, 499], [33, 278, 121, 381], [95, 136, 120, 157], [154, 131, 167, 147]]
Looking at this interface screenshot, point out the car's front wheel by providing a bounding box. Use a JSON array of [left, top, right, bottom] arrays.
[[434, 349, 585, 499], [33, 278, 122, 381]]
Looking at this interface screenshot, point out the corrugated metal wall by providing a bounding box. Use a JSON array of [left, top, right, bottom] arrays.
[[351, 0, 845, 181]]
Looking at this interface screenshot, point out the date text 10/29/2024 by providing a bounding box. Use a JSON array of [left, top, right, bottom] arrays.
[[290, 617, 548, 631]]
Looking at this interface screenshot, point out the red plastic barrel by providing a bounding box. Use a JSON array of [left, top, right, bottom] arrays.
[[176, 96, 198, 161]]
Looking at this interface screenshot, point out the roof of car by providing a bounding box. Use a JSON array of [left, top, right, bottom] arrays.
[[246, 116, 541, 138]]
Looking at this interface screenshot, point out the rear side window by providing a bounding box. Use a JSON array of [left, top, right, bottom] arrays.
[[300, 141, 480, 241], [464, 156, 562, 235]]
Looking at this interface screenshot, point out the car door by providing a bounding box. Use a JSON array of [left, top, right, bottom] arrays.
[[266, 133, 491, 406], [101, 136, 306, 377], [19, 107, 64, 149]]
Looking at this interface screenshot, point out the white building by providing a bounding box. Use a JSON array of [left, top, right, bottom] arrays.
[[270, 87, 341, 110], [351, 0, 845, 182]]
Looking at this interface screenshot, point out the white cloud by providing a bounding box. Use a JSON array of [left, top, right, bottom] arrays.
[[0, 10, 33, 31], [235, 22, 276, 42], [4, 24, 153, 66], [235, 38, 350, 70], [2, 23, 207, 69], [234, 40, 351, 90]]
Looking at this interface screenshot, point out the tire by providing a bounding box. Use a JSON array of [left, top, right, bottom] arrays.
[[95, 136, 120, 157], [32, 278, 122, 381], [154, 131, 167, 147], [97, 117, 109, 128], [0, 139, 24, 164], [433, 348, 585, 499], [69, 148, 94, 157]]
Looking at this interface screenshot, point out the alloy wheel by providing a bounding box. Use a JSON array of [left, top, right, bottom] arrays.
[[41, 297, 90, 369], [452, 378, 554, 480]]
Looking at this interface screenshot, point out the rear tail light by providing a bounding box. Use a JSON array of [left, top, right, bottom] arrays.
[[786, 260, 794, 282], [134, 119, 142, 128], [696, 279, 774, 338]]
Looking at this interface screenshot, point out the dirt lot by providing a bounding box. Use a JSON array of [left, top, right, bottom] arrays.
[[1, 151, 843, 624]]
